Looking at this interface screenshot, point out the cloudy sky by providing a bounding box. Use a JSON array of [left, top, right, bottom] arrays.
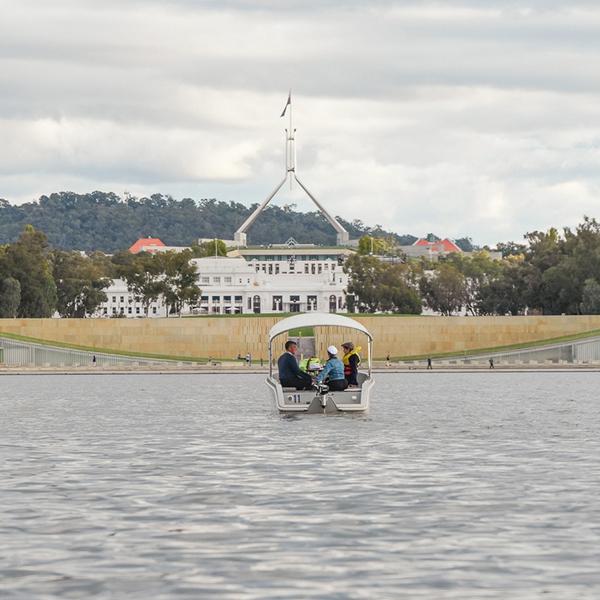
[[2, 0, 600, 245]]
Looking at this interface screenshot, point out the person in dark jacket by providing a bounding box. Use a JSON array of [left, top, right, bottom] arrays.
[[278, 340, 313, 390]]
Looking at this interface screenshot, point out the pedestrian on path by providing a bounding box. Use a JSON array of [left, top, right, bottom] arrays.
[[489, 358, 495, 369], [427, 357, 432, 370]]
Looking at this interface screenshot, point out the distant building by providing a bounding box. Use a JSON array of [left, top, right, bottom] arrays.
[[192, 244, 352, 315], [395, 237, 462, 260], [413, 237, 463, 253], [96, 278, 167, 318], [129, 237, 189, 254], [94, 242, 353, 318]]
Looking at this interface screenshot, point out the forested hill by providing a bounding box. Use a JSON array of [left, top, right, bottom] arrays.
[[0, 191, 427, 252]]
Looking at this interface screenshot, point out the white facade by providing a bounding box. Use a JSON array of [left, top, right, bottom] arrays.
[[192, 247, 351, 315], [94, 246, 352, 318], [96, 278, 167, 318]]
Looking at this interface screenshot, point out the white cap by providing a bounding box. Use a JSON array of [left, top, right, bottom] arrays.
[[327, 345, 338, 355]]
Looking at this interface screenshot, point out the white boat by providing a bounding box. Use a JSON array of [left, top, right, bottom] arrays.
[[267, 313, 374, 414]]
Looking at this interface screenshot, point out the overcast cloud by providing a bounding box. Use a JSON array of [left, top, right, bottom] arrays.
[[2, 0, 600, 244]]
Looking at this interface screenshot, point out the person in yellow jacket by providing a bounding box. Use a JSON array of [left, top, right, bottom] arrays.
[[341, 341, 361, 386]]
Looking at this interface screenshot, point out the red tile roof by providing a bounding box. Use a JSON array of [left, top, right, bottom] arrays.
[[413, 238, 462, 253], [129, 238, 166, 254]]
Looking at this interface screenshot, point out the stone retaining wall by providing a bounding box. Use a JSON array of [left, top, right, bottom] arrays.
[[2, 315, 600, 360]]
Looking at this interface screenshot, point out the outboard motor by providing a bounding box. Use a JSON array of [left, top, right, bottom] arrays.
[[315, 383, 329, 408]]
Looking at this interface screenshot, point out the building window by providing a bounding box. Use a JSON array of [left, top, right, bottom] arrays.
[[307, 295, 317, 311], [112, 296, 116, 303], [272, 295, 283, 311], [290, 295, 300, 313], [235, 296, 242, 304], [103, 308, 108, 315], [275, 264, 280, 274], [213, 277, 221, 284], [152, 307, 157, 314], [201, 277, 210, 285], [338, 296, 343, 309], [304, 264, 309, 274], [223, 296, 231, 303], [248, 297, 252, 310], [329, 295, 337, 313], [112, 307, 117, 314], [128, 307, 132, 314], [311, 264, 316, 274], [253, 295, 261, 314], [212, 306, 221, 314], [136, 307, 140, 314], [201, 296, 208, 303], [268, 264, 273, 274], [224, 277, 232, 284], [212, 296, 220, 303], [120, 296, 124, 302], [318, 265, 322, 274]]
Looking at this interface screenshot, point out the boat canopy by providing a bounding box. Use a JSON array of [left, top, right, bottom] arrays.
[[268, 312, 372, 342]]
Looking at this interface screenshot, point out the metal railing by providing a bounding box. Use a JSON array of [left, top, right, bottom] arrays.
[[0, 336, 178, 367]]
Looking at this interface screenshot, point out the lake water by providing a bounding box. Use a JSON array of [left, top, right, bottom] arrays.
[[1, 372, 600, 599]]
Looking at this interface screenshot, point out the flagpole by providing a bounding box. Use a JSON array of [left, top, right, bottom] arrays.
[[289, 91, 294, 189]]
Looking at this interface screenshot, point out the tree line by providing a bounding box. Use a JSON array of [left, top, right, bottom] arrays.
[[346, 218, 600, 316], [0, 226, 226, 318], [0, 192, 426, 251], [4, 216, 599, 319]]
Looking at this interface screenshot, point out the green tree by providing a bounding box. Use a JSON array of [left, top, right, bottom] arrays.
[[159, 250, 202, 316], [580, 278, 600, 314], [357, 235, 392, 256], [444, 251, 502, 315], [191, 239, 228, 258], [344, 254, 422, 313], [420, 263, 467, 315], [377, 264, 422, 313], [476, 259, 535, 315], [0, 225, 57, 317], [116, 252, 167, 317], [0, 277, 21, 317], [345, 254, 386, 312], [52, 250, 110, 317]]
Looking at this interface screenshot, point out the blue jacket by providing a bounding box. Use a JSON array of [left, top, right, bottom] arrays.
[[278, 352, 303, 381], [316, 357, 345, 383]]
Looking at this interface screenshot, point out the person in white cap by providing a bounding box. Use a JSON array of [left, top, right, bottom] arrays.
[[315, 345, 348, 392]]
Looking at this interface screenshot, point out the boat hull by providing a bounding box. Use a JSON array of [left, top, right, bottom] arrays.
[[267, 375, 373, 414]]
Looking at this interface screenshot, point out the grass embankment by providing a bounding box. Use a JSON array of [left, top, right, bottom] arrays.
[[0, 331, 220, 363], [391, 328, 600, 362]]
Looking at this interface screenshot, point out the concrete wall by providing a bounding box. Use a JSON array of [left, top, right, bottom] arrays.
[[2, 315, 600, 360]]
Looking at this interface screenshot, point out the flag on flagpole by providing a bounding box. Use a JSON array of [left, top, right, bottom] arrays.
[[280, 90, 291, 117]]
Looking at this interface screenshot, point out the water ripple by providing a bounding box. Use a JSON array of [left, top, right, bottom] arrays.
[[1, 372, 600, 598]]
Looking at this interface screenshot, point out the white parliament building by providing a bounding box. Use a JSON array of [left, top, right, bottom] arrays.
[[97, 241, 352, 318], [95, 96, 355, 318], [192, 243, 352, 316]]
